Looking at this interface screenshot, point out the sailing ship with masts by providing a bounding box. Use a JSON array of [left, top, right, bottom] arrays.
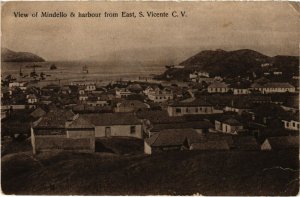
[[82, 65, 89, 74]]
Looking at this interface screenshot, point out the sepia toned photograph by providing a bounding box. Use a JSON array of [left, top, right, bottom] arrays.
[[1, 1, 299, 195]]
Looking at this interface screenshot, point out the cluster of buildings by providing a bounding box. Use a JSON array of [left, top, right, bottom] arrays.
[[1, 67, 299, 155], [189, 70, 296, 95]]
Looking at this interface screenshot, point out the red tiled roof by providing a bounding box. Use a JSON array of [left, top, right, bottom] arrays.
[[30, 107, 46, 119], [266, 136, 299, 150], [35, 109, 75, 129], [151, 121, 213, 131], [116, 100, 149, 109], [223, 118, 242, 126], [67, 116, 94, 129], [170, 98, 212, 107], [208, 82, 228, 88], [232, 136, 260, 150], [70, 113, 141, 127], [251, 82, 294, 89], [190, 140, 230, 150], [145, 128, 200, 147], [136, 110, 186, 124]]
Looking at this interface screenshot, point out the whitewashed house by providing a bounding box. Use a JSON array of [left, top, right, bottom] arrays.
[[31, 109, 95, 154], [189, 71, 210, 82], [144, 128, 200, 154], [67, 113, 143, 139], [85, 84, 96, 92], [27, 94, 38, 104], [78, 87, 85, 95], [250, 82, 295, 94], [70, 80, 95, 86], [61, 86, 72, 94], [115, 88, 132, 98], [261, 63, 273, 67], [115, 100, 150, 112], [215, 118, 243, 135], [224, 105, 251, 115], [79, 94, 88, 101], [229, 82, 251, 95], [282, 119, 300, 131], [167, 98, 221, 116], [207, 82, 229, 93], [147, 88, 173, 103], [143, 86, 155, 95], [261, 136, 299, 150], [9, 81, 28, 91], [85, 94, 110, 107]]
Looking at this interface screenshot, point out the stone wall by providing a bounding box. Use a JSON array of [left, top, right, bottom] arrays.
[[33, 135, 95, 154]]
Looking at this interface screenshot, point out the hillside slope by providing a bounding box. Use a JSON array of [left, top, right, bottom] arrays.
[[1, 48, 45, 62], [2, 150, 298, 195], [157, 49, 299, 80]]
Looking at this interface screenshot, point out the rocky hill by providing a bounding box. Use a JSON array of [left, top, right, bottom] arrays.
[[156, 49, 299, 80], [1, 48, 45, 62]]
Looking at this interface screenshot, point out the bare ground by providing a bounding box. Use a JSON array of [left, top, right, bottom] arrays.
[[1, 148, 299, 195]]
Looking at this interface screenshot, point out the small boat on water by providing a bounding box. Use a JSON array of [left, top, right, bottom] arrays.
[[82, 65, 89, 74]]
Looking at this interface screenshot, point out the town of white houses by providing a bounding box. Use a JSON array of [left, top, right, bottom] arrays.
[[1, 48, 299, 195], [1, 2, 299, 195]]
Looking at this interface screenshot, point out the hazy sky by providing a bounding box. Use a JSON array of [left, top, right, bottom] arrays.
[[2, 1, 299, 61]]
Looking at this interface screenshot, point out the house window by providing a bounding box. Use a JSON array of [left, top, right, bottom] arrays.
[[186, 108, 189, 113], [130, 126, 136, 134], [292, 122, 295, 127], [195, 108, 198, 112], [176, 108, 181, 113]]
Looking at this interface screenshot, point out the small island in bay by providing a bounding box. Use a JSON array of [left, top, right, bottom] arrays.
[[50, 64, 57, 70]]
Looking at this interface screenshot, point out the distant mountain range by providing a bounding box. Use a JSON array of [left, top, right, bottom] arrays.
[[157, 49, 299, 80], [1, 48, 45, 62]]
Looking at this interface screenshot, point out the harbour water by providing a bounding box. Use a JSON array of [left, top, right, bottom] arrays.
[[1, 61, 166, 86]]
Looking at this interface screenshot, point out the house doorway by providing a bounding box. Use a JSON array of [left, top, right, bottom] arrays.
[[105, 127, 111, 137]]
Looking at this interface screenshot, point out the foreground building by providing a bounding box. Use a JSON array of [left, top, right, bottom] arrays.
[[167, 98, 222, 116], [282, 117, 300, 131], [250, 82, 295, 94], [31, 109, 95, 154], [144, 129, 259, 154], [261, 136, 299, 150], [215, 118, 244, 135], [207, 82, 229, 93], [115, 88, 132, 98], [66, 113, 143, 139], [189, 140, 230, 151], [144, 128, 200, 154], [31, 110, 143, 154], [114, 100, 150, 112], [147, 88, 173, 103]]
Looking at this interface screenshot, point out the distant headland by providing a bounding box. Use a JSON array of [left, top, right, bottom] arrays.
[[1, 48, 45, 62]]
